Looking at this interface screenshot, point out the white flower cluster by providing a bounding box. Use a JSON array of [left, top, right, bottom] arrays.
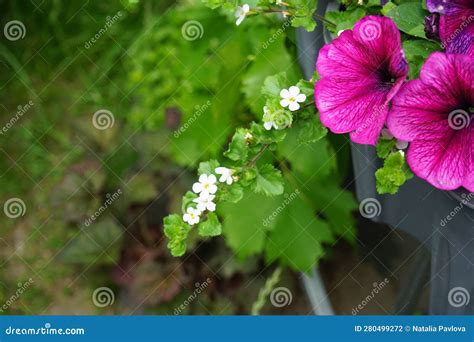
[[263, 86, 306, 131], [183, 167, 235, 225]]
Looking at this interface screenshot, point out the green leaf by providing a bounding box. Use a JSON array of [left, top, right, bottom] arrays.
[[262, 72, 290, 98], [181, 191, 198, 213], [385, 2, 428, 38], [198, 212, 222, 237], [218, 190, 280, 258], [164, 214, 192, 257], [376, 138, 396, 159], [224, 129, 249, 162], [251, 164, 284, 196], [265, 185, 333, 272], [219, 183, 244, 203], [289, 0, 318, 31], [375, 151, 410, 194], [325, 8, 366, 34], [250, 122, 287, 145], [60, 218, 123, 264], [198, 159, 220, 175], [403, 40, 441, 79], [298, 115, 327, 144]]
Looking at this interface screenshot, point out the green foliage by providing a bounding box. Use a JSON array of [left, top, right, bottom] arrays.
[[198, 212, 223, 236], [251, 164, 285, 196], [325, 8, 366, 34], [385, 1, 428, 38], [376, 151, 413, 194], [403, 40, 441, 79], [164, 214, 192, 257]]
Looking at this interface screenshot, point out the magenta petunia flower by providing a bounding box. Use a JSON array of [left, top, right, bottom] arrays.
[[387, 52, 473, 192], [315, 16, 408, 145], [426, 0, 474, 56]]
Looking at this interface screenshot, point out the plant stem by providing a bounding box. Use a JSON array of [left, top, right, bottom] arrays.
[[248, 144, 270, 167], [251, 266, 282, 315]]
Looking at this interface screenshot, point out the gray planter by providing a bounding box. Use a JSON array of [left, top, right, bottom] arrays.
[[297, 0, 474, 315]]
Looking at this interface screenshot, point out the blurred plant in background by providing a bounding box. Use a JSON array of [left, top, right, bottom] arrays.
[[0, 0, 357, 314]]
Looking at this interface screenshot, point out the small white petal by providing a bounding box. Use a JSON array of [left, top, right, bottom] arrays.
[[183, 213, 191, 223], [264, 121, 273, 130], [192, 182, 203, 193], [296, 93, 306, 102], [288, 102, 300, 111], [280, 99, 290, 107], [207, 174, 217, 184], [280, 89, 290, 99], [207, 202, 216, 212], [236, 16, 244, 26], [208, 184, 218, 194], [215, 167, 225, 175], [243, 4, 250, 12], [226, 177, 233, 185], [289, 86, 300, 96], [198, 174, 207, 183]]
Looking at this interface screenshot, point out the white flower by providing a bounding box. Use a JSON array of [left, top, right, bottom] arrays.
[[280, 86, 306, 111], [193, 194, 216, 212], [263, 105, 278, 130], [235, 4, 250, 26], [183, 207, 202, 225], [215, 167, 234, 185], [192, 174, 218, 197]]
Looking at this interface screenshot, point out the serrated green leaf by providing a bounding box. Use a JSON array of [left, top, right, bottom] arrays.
[[219, 183, 244, 203], [198, 212, 222, 237], [325, 8, 366, 34], [376, 138, 396, 159], [181, 191, 198, 213], [265, 186, 333, 272], [198, 159, 220, 175], [375, 151, 409, 194], [298, 115, 327, 144], [251, 164, 284, 196], [385, 2, 428, 38], [164, 214, 191, 257], [224, 129, 249, 162]]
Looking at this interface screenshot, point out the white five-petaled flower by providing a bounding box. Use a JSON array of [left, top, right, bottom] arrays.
[[183, 207, 202, 225], [215, 167, 235, 185], [280, 86, 306, 111], [192, 174, 218, 197], [193, 194, 216, 212], [235, 4, 250, 26], [262, 106, 278, 131]]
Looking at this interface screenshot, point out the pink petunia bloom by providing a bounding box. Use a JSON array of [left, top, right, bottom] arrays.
[[387, 52, 473, 192], [315, 16, 408, 145], [426, 0, 474, 56]]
